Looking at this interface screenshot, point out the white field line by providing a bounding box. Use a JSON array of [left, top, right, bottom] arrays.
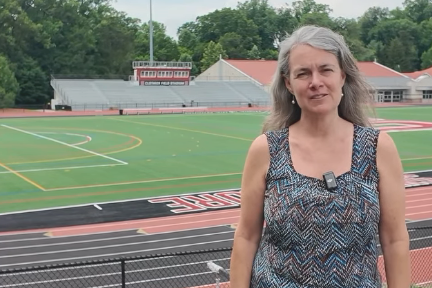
[[1, 227, 429, 253], [0, 172, 430, 218], [42, 172, 242, 192], [386, 128, 432, 133], [0, 231, 234, 259], [0, 231, 234, 251], [402, 155, 432, 161], [0, 238, 233, 268], [0, 188, 241, 217], [0, 224, 234, 243], [1, 125, 127, 165]]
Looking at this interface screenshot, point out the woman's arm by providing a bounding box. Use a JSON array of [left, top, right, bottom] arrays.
[[229, 134, 269, 288], [376, 131, 411, 288]]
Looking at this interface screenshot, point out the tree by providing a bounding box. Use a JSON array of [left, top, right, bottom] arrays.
[[200, 41, 227, 71], [237, 0, 280, 51], [135, 21, 180, 62], [358, 7, 390, 44], [403, 0, 432, 23], [179, 53, 199, 75], [290, 0, 333, 21], [248, 45, 261, 59], [14, 56, 49, 105], [421, 46, 432, 69], [178, 29, 199, 54], [219, 32, 250, 59], [92, 11, 140, 75], [367, 18, 421, 69], [194, 8, 260, 50], [0, 55, 19, 108], [4, 0, 432, 106]]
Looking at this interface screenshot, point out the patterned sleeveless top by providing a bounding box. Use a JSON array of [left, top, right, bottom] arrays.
[[250, 124, 382, 288]]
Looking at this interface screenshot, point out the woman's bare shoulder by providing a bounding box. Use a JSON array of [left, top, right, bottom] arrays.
[[243, 134, 270, 181], [249, 133, 269, 154], [376, 130, 405, 191], [376, 131, 400, 164]]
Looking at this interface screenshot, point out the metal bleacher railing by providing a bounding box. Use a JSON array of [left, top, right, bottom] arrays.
[[0, 101, 272, 112], [1, 226, 432, 288], [0, 248, 232, 288]]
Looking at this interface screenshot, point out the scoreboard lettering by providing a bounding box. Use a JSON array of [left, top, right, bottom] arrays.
[[143, 81, 186, 86]]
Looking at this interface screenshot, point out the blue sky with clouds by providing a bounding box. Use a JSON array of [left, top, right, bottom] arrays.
[[111, 0, 405, 39]]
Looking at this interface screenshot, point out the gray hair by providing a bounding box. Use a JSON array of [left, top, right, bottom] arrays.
[[261, 25, 376, 133]]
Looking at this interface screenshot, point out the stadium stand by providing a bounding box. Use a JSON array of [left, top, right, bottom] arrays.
[[51, 78, 271, 111]]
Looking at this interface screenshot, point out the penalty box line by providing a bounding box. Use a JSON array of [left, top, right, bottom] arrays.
[[1, 125, 128, 165]]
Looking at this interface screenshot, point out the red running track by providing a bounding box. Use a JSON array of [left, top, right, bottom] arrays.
[[1, 185, 431, 285], [3, 185, 430, 237], [0, 102, 427, 119], [405, 186, 432, 221], [54, 185, 432, 286]]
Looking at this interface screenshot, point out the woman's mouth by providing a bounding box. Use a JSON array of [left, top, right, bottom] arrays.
[[310, 94, 328, 100]]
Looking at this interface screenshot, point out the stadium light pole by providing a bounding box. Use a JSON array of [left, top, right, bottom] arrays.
[[149, 0, 154, 64]]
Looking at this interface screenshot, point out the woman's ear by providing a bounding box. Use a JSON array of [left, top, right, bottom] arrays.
[[340, 70, 346, 87], [284, 77, 294, 94]]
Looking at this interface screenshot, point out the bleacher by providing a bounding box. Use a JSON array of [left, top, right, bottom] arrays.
[[172, 81, 269, 103], [51, 79, 270, 111], [53, 80, 110, 105]]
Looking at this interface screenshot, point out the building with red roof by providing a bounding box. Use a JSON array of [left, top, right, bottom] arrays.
[[402, 67, 432, 101], [196, 58, 431, 103], [402, 67, 432, 79]]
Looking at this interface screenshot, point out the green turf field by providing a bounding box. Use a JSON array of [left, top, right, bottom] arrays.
[[0, 106, 431, 214]]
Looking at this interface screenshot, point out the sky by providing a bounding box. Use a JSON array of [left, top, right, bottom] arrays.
[[110, 0, 405, 39]]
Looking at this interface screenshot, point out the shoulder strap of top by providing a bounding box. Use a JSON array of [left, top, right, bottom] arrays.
[[352, 125, 381, 179], [264, 129, 287, 157], [264, 128, 290, 181]]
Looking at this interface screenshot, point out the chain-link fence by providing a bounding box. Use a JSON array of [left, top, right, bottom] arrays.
[[1, 227, 432, 288], [378, 225, 432, 287], [0, 248, 232, 288]]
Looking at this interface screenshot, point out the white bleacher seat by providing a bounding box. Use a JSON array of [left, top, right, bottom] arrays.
[[51, 79, 271, 110]]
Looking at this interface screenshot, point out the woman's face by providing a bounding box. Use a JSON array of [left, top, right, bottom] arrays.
[[284, 44, 346, 116]]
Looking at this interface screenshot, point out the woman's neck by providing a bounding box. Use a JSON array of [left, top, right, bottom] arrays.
[[296, 111, 343, 138]]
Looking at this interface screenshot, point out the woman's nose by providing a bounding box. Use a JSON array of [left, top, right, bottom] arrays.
[[309, 72, 323, 89]]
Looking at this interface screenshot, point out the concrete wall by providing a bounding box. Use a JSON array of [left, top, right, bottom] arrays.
[[410, 76, 432, 102], [195, 60, 248, 81]]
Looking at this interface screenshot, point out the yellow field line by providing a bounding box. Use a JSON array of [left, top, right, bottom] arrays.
[[0, 161, 45, 191], [111, 118, 253, 142], [44, 172, 242, 192], [402, 155, 432, 161]]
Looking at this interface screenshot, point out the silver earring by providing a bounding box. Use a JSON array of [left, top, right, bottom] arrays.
[[292, 99, 295, 104]]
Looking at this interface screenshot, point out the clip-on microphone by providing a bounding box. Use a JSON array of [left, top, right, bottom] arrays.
[[323, 171, 337, 191]]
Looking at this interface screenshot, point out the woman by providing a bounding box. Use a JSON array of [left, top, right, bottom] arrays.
[[230, 25, 410, 287]]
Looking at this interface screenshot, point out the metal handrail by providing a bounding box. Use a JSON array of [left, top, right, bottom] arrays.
[[207, 261, 230, 288]]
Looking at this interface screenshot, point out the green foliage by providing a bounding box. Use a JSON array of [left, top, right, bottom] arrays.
[[201, 41, 227, 71], [0, 55, 19, 108], [421, 46, 432, 69], [2, 0, 432, 106]]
